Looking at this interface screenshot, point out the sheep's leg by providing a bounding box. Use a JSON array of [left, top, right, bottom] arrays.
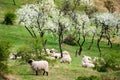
[[43, 71, 48, 76], [46, 72, 48, 76], [36, 71, 38, 75], [43, 70, 45, 75]]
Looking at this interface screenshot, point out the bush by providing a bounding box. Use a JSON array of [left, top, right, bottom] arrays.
[[17, 46, 34, 63], [94, 54, 120, 72], [63, 34, 77, 45], [76, 75, 100, 80], [0, 40, 11, 74], [3, 12, 16, 25]]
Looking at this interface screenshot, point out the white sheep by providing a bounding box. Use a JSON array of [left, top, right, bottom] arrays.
[[63, 51, 69, 55], [50, 48, 58, 53], [51, 52, 61, 59], [60, 54, 72, 64], [82, 61, 95, 67], [28, 59, 49, 76], [81, 55, 95, 68], [60, 51, 71, 64], [82, 55, 92, 63], [9, 54, 21, 60]]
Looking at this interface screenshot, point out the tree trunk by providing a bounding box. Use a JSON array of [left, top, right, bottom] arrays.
[[59, 34, 63, 58], [97, 33, 103, 57], [13, 0, 16, 5], [43, 39, 47, 54], [88, 33, 95, 50], [78, 45, 82, 55], [40, 32, 47, 54], [106, 33, 112, 48], [25, 26, 34, 38]]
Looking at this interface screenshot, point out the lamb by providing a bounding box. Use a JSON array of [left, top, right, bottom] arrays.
[[28, 59, 49, 76], [81, 55, 95, 68]]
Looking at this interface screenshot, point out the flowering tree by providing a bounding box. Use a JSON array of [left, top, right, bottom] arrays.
[[94, 12, 120, 56], [70, 12, 92, 56], [113, 13, 120, 46], [17, 0, 55, 55], [61, 0, 95, 56], [87, 17, 99, 50], [49, 7, 72, 57], [17, 0, 72, 58]]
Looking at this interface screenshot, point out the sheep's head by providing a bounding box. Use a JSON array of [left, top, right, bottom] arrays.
[[28, 59, 33, 65]]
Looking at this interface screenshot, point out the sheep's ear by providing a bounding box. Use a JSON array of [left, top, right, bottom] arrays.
[[28, 60, 33, 64]]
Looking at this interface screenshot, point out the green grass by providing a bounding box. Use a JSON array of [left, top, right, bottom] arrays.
[[0, 0, 120, 80], [0, 0, 35, 22], [0, 24, 120, 80]]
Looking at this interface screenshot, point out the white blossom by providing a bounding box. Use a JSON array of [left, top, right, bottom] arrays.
[[95, 13, 119, 27], [16, 4, 39, 26]]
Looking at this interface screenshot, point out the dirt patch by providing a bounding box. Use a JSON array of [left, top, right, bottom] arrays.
[[0, 72, 20, 80]]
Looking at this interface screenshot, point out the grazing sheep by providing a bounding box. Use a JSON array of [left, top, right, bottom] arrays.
[[51, 52, 61, 59], [50, 48, 58, 53], [82, 55, 92, 63], [46, 48, 51, 55], [63, 51, 69, 55], [60, 54, 72, 64], [60, 51, 71, 64], [82, 61, 95, 67], [81, 55, 95, 68], [93, 57, 99, 64], [28, 59, 49, 76], [93, 57, 106, 65], [9, 54, 21, 60]]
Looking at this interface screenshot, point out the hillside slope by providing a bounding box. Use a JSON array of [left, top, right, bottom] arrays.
[[93, 0, 120, 12]]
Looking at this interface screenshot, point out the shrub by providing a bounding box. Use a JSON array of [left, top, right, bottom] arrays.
[[63, 34, 77, 45], [94, 54, 120, 72], [76, 75, 100, 80], [0, 40, 11, 74], [17, 46, 34, 63], [3, 12, 16, 25]]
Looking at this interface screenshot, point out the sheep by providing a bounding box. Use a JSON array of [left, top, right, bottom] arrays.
[[51, 52, 61, 59], [9, 53, 21, 60], [28, 59, 49, 76], [60, 51, 71, 64], [50, 48, 58, 53], [81, 55, 95, 68], [82, 61, 95, 68], [93, 57, 106, 65], [63, 51, 69, 55], [60, 54, 72, 64], [93, 57, 99, 64], [82, 55, 92, 63]]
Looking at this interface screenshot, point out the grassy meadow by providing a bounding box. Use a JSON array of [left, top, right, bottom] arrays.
[[0, 24, 120, 80], [0, 0, 120, 80]]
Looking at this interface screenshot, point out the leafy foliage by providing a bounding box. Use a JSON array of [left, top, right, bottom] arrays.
[[94, 53, 120, 72], [63, 34, 77, 45], [17, 37, 43, 62], [3, 12, 16, 25], [76, 75, 100, 80], [0, 40, 11, 73]]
